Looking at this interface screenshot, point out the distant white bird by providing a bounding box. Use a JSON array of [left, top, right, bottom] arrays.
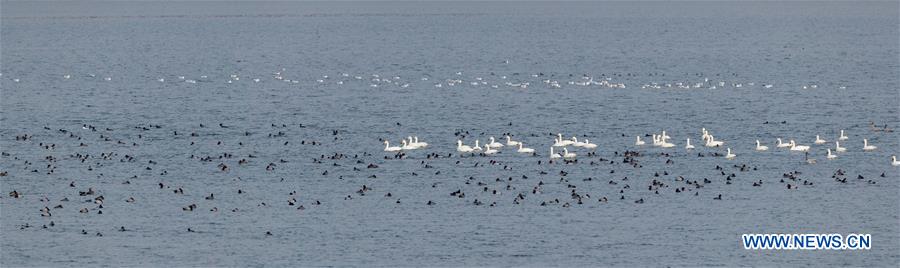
[[472, 140, 482, 151], [517, 143, 535, 154], [553, 138, 566, 147], [776, 138, 791, 148], [658, 135, 675, 148], [413, 136, 428, 148], [557, 133, 574, 146], [582, 139, 597, 149], [892, 155, 900, 166], [505, 135, 521, 147], [834, 141, 846, 152], [756, 140, 768, 151], [838, 130, 848, 141], [483, 145, 499, 155], [705, 135, 723, 147], [383, 141, 401, 152], [486, 137, 503, 149], [827, 149, 837, 160], [457, 140, 473, 153], [563, 148, 577, 159], [814, 135, 826, 144], [725, 148, 736, 159], [790, 140, 810, 152], [572, 137, 587, 147], [863, 139, 877, 151], [635, 136, 646, 146], [685, 138, 695, 150], [401, 140, 417, 150], [549, 147, 561, 159]]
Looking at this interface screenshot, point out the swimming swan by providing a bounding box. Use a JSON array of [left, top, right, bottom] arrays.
[[725, 148, 735, 159], [457, 140, 473, 153], [517, 143, 535, 154], [635, 136, 646, 146], [384, 141, 402, 152], [487, 137, 503, 149], [835, 141, 846, 152], [413, 136, 428, 148], [814, 135, 826, 145], [776, 138, 791, 148], [685, 138, 695, 149], [553, 138, 566, 147], [789, 140, 810, 152], [563, 148, 577, 159], [838, 130, 848, 141], [863, 139, 877, 151], [705, 135, 723, 147], [582, 139, 598, 149], [505, 135, 521, 146], [549, 147, 561, 159], [659, 136, 675, 148], [756, 140, 768, 151], [572, 137, 587, 147], [401, 140, 417, 150], [892, 156, 900, 166], [827, 149, 837, 159], [472, 140, 482, 151], [557, 133, 574, 146], [483, 145, 499, 155]]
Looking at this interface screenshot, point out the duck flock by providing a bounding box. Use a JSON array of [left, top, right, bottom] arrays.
[[2, 116, 898, 239]]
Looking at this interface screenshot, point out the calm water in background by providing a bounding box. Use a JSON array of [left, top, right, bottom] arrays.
[[1, 1, 899, 266]]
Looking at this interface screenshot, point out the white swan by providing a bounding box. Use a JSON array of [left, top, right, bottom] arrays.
[[705, 135, 723, 147], [472, 140, 482, 151], [487, 137, 503, 149], [517, 143, 535, 154], [484, 145, 499, 155], [827, 149, 837, 160], [572, 137, 587, 147], [658, 135, 675, 148], [863, 139, 877, 151], [756, 140, 768, 151], [553, 137, 566, 147], [549, 147, 561, 159], [835, 141, 846, 152], [725, 148, 736, 159], [789, 140, 810, 152], [661, 130, 671, 140], [814, 135, 826, 144], [563, 148, 577, 159], [413, 136, 428, 148], [505, 135, 520, 146], [776, 138, 791, 148], [401, 140, 417, 150], [892, 156, 900, 166], [384, 141, 401, 152], [557, 133, 574, 146], [407, 136, 420, 149], [838, 130, 848, 141], [582, 139, 598, 149], [457, 140, 473, 153], [635, 136, 646, 146], [685, 138, 695, 149]]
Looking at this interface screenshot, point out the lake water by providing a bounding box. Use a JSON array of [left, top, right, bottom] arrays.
[[1, 1, 899, 266]]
